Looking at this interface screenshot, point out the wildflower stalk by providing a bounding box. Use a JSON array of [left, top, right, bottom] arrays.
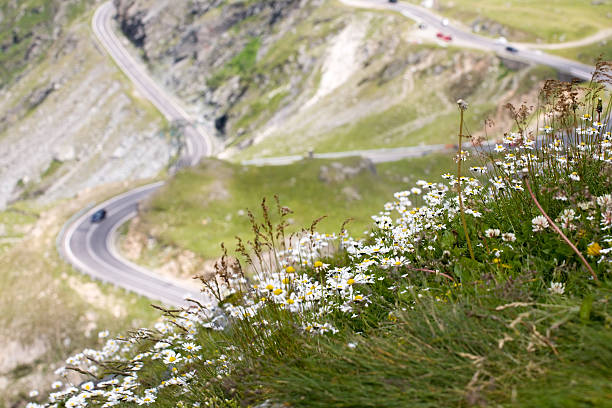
[[406, 266, 455, 282], [524, 177, 598, 281], [456, 99, 475, 261]]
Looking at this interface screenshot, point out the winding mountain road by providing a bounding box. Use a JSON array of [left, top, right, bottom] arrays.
[[93, 2, 216, 166], [59, 2, 215, 307], [59, 0, 601, 307], [60, 182, 204, 306]]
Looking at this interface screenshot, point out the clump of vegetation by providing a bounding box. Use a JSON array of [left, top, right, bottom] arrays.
[[28, 63, 612, 407], [206, 37, 261, 90]]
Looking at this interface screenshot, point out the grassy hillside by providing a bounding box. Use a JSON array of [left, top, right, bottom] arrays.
[[28, 73, 612, 408], [220, 3, 552, 160], [126, 154, 460, 264], [409, 0, 612, 43], [549, 38, 612, 65]]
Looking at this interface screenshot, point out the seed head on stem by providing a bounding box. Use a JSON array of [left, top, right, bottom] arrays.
[[456, 99, 475, 261]]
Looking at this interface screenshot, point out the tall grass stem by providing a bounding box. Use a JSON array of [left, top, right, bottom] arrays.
[[524, 177, 598, 281]]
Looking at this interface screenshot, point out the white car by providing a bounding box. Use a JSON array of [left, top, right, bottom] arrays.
[[441, 18, 449, 26]]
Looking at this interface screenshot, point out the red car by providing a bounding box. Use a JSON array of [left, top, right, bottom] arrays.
[[436, 32, 452, 41]]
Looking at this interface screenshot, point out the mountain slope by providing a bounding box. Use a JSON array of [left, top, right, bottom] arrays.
[[0, 0, 95, 87], [0, 4, 176, 209], [114, 0, 553, 161]]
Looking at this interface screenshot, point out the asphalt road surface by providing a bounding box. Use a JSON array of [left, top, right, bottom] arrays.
[[60, 183, 207, 306], [59, 0, 601, 308]]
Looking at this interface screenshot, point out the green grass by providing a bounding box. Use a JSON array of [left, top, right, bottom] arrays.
[[548, 37, 612, 65], [313, 102, 496, 152], [233, 89, 289, 131], [0, 204, 39, 254], [207, 37, 261, 89], [135, 154, 459, 260], [407, 0, 612, 43], [41, 158, 63, 179], [248, 282, 612, 407]]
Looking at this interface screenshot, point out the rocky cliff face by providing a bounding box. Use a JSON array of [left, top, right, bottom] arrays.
[[113, 0, 309, 131], [0, 0, 97, 88]]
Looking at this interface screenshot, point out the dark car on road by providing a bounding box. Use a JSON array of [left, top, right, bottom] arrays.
[[505, 46, 518, 53], [91, 209, 107, 223], [388, 0, 397, 3]]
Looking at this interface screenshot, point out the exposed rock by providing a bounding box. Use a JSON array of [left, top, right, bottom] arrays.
[[113, 0, 306, 132], [122, 216, 148, 260], [0, 13, 174, 209], [470, 18, 510, 38], [342, 186, 362, 201], [318, 159, 376, 184], [210, 76, 244, 108], [215, 113, 229, 134], [433, 64, 446, 75], [53, 145, 76, 162], [114, 2, 147, 48], [115, 0, 531, 162], [27, 82, 56, 109], [0, 337, 48, 373], [379, 59, 410, 83]]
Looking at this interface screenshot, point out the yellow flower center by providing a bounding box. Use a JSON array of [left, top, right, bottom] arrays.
[[314, 261, 323, 268], [266, 284, 274, 290], [285, 266, 296, 273], [347, 278, 355, 285], [587, 242, 602, 256], [273, 288, 283, 295]]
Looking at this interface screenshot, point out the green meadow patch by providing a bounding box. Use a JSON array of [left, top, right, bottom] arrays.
[[135, 154, 459, 260], [548, 37, 612, 65]]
